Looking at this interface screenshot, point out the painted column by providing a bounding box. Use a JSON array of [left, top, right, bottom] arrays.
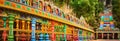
[[31, 18, 36, 41], [27, 17, 31, 41], [79, 30, 82, 41], [39, 23, 44, 41], [21, 19, 26, 41], [2, 14, 7, 41], [63, 24, 67, 41], [39, 33, 43, 41], [51, 21, 55, 41], [36, 21, 39, 41], [45, 33, 50, 41], [88, 32, 90, 41], [22, 20, 25, 30], [15, 18, 19, 41], [44, 20, 50, 41], [8, 14, 15, 41]]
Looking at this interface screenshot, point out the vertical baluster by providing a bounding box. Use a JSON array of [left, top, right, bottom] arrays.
[[45, 33, 49, 41], [36, 21, 39, 30], [8, 14, 15, 41], [2, 12, 7, 41], [38, 21, 41, 30], [22, 20, 25, 30], [27, 0, 30, 6], [60, 34, 62, 41], [31, 18, 36, 41], [51, 21, 55, 41], [39, 33, 43, 41], [39, 20, 43, 41], [44, 22, 47, 41], [45, 21, 50, 41], [15, 15, 20, 41], [27, 17, 31, 41], [21, 19, 26, 41], [29, 0, 32, 6], [39, 1, 43, 11], [36, 20, 39, 41], [63, 25, 67, 41], [41, 23, 44, 32], [27, 18, 30, 31]]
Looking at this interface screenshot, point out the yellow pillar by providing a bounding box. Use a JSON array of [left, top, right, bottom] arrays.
[[22, 20, 25, 30], [16, 19, 19, 29], [27, 21, 30, 31], [15, 19, 19, 41], [15, 15, 20, 41], [27, 17, 31, 41]]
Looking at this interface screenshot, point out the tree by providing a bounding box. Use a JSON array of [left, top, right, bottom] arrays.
[[69, 0, 104, 28], [52, 0, 104, 28], [112, 0, 120, 29]]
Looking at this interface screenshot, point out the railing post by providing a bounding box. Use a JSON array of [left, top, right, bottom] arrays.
[[31, 18, 36, 41], [2, 13, 7, 41], [8, 14, 15, 41]]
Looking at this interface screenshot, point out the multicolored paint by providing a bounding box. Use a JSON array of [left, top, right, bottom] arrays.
[[0, 0, 94, 41], [31, 18, 36, 41], [15, 15, 20, 41], [63, 25, 67, 41], [2, 12, 7, 41], [8, 14, 15, 41]]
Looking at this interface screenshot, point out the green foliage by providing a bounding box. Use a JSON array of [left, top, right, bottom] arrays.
[[53, 0, 65, 7], [52, 0, 104, 28], [112, 0, 120, 29], [69, 0, 104, 28]]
